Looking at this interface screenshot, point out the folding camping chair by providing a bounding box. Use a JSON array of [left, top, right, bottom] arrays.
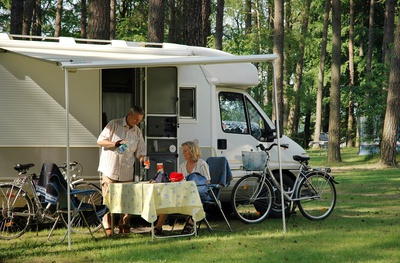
[[201, 156, 233, 232], [44, 163, 108, 242], [181, 157, 233, 233], [167, 157, 233, 235]]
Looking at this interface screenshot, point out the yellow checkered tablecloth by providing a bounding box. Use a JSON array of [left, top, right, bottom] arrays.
[[103, 181, 205, 223]]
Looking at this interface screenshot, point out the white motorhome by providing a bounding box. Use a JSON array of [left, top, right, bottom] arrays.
[[0, 33, 307, 204]]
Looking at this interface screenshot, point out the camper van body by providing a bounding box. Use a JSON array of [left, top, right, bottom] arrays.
[[0, 34, 307, 204]]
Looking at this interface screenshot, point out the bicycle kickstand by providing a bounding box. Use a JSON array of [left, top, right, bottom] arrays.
[[286, 203, 299, 225]]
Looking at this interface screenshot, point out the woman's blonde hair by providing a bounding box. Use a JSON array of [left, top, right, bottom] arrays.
[[181, 141, 202, 162]]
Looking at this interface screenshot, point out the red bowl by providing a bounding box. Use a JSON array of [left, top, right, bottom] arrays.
[[169, 172, 184, 182]]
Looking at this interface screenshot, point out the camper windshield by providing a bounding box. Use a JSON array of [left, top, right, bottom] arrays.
[[219, 92, 267, 141]]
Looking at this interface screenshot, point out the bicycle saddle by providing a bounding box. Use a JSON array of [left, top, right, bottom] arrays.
[[14, 163, 35, 172], [293, 155, 310, 162]]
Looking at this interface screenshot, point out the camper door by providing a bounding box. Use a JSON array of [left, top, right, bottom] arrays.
[[217, 91, 274, 168]]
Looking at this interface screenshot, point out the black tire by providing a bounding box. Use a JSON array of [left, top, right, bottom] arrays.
[[269, 171, 295, 218], [231, 174, 273, 224], [296, 171, 336, 220], [0, 184, 33, 239], [60, 182, 103, 234]]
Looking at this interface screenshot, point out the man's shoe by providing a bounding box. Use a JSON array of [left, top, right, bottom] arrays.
[[105, 228, 113, 237], [153, 227, 163, 235]]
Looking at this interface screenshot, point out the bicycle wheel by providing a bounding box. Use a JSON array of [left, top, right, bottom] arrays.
[[0, 184, 33, 239], [231, 174, 273, 224], [60, 182, 103, 234], [296, 171, 336, 220]]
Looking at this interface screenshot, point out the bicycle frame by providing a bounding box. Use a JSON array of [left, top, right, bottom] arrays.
[[260, 152, 298, 201], [264, 157, 333, 203], [13, 172, 55, 221]]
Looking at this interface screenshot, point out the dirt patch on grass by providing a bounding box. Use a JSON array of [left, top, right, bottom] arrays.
[[329, 163, 398, 173]]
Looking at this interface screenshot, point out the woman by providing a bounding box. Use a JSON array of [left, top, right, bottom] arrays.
[[179, 141, 210, 183], [153, 141, 210, 235]]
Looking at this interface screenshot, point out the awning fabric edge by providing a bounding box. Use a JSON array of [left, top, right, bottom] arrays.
[[59, 54, 278, 70]]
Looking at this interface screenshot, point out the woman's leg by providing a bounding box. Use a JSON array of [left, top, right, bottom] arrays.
[[155, 214, 169, 230]]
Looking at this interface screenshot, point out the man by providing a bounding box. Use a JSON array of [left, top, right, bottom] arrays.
[[97, 106, 146, 236]]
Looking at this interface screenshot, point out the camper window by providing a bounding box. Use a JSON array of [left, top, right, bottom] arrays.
[[219, 92, 249, 134], [219, 92, 269, 141], [246, 101, 266, 140], [179, 87, 196, 119]]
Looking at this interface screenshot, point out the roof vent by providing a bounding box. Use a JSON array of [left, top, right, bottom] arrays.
[[111, 40, 128, 47], [59, 37, 76, 45]]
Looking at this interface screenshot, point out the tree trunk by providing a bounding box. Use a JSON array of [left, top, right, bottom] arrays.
[[382, 0, 396, 65], [312, 0, 330, 148], [22, 0, 35, 36], [245, 0, 251, 35], [366, 0, 374, 81], [148, 0, 165, 43], [10, 0, 24, 34], [54, 0, 63, 37], [201, 0, 211, 47], [87, 0, 110, 40], [379, 7, 400, 166], [254, 1, 262, 54], [168, 0, 176, 43], [272, 0, 284, 125], [282, 0, 292, 130], [215, 0, 224, 50], [184, 0, 202, 46], [32, 0, 42, 36], [304, 111, 311, 148], [327, 0, 341, 163], [346, 101, 355, 147], [346, 0, 355, 148], [81, 0, 87, 38], [288, 0, 311, 137], [362, 0, 375, 141], [110, 0, 116, 39]]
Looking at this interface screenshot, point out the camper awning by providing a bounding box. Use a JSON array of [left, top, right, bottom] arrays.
[[0, 34, 277, 86], [0, 34, 277, 85], [0, 45, 277, 69], [1, 43, 276, 86]]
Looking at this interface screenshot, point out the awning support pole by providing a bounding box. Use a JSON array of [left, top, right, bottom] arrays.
[[271, 61, 286, 233], [64, 69, 71, 249]]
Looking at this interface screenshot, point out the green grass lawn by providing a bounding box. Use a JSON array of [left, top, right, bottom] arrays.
[[1, 148, 399, 263]]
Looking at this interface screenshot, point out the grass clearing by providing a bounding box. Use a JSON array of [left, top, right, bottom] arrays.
[[1, 148, 399, 262]]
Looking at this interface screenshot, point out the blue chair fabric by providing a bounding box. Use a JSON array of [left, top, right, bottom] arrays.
[[206, 156, 233, 187], [42, 163, 108, 241], [185, 157, 233, 232]]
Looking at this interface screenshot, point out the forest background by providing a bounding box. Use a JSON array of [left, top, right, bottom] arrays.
[[0, 0, 399, 166]]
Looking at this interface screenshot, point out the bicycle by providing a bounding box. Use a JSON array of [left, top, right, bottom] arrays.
[[0, 162, 102, 239], [231, 143, 338, 224], [0, 163, 58, 239]]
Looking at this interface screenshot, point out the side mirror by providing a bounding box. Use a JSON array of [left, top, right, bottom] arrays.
[[264, 126, 277, 142], [262, 120, 283, 142]]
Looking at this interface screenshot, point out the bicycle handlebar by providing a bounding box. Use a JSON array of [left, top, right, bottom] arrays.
[[256, 143, 289, 152], [58, 161, 78, 170]]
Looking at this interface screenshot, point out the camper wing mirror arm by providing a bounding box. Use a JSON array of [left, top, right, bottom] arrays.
[[263, 120, 283, 142], [264, 127, 277, 142]]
